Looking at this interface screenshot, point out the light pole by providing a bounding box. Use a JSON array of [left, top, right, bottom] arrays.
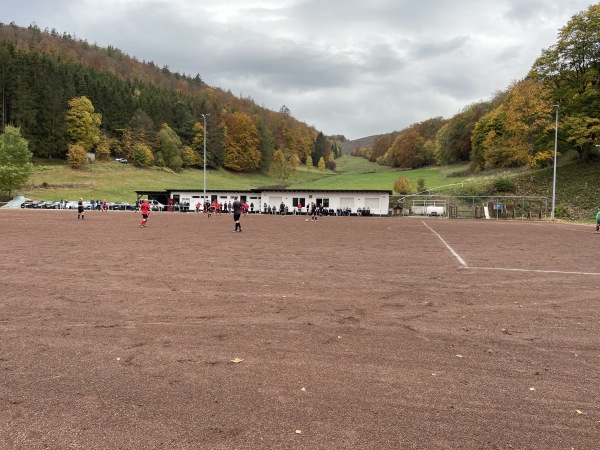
[[551, 104, 559, 221], [201, 113, 209, 204]]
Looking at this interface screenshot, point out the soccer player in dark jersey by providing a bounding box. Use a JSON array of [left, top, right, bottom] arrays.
[[77, 198, 85, 220], [232, 196, 242, 232]]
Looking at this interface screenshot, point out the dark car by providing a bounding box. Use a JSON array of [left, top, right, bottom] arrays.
[[41, 201, 58, 209], [21, 200, 42, 208]]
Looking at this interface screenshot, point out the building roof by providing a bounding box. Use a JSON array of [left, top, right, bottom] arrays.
[[136, 188, 392, 195]]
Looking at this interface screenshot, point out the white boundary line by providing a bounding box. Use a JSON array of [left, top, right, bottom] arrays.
[[421, 221, 468, 267], [422, 221, 600, 276], [464, 266, 600, 276]]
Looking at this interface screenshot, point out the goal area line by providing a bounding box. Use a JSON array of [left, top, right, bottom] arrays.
[[422, 221, 600, 277]]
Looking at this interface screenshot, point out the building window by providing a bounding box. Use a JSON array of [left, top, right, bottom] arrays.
[[316, 198, 329, 207], [293, 197, 306, 207]]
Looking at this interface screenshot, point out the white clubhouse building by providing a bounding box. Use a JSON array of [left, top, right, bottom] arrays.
[[135, 188, 392, 215]]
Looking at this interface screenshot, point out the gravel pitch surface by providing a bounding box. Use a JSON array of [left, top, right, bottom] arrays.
[[1, 210, 599, 449]]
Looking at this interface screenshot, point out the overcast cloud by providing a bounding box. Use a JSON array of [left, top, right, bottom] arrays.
[[2, 0, 594, 139]]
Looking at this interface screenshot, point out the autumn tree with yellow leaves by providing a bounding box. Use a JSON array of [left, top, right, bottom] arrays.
[[223, 112, 261, 171]]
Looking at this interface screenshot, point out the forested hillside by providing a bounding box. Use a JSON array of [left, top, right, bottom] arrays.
[[353, 4, 600, 174], [0, 22, 341, 174]]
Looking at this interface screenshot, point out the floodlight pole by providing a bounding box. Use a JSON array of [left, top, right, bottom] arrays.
[[201, 113, 209, 204], [551, 104, 559, 221]]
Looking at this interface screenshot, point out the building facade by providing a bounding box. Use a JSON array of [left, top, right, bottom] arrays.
[[136, 189, 392, 215]]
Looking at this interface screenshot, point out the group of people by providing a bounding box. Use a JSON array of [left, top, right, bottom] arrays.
[[76, 198, 108, 219], [194, 200, 252, 216]]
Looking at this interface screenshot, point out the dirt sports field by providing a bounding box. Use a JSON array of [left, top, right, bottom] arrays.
[[1, 209, 599, 449]]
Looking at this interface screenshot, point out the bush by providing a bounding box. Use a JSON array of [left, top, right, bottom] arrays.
[[492, 177, 516, 193], [554, 203, 571, 219], [393, 176, 413, 194], [455, 182, 489, 197], [67, 144, 88, 169]]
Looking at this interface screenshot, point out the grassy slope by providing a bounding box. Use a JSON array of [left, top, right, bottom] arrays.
[[22, 156, 596, 221], [513, 158, 600, 221], [22, 157, 469, 202]]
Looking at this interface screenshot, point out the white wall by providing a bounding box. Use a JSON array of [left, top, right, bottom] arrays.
[[261, 191, 390, 215], [167, 191, 390, 215]]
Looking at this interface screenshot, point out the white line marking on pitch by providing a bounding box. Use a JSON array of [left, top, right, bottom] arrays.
[[464, 266, 600, 276], [421, 222, 600, 276], [422, 221, 468, 267]]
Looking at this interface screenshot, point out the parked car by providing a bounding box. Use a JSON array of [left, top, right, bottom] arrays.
[[41, 201, 59, 209], [115, 158, 128, 164], [111, 202, 131, 211], [148, 200, 166, 211], [21, 200, 42, 208]]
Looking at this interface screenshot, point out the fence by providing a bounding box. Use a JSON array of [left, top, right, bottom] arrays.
[[391, 195, 549, 220]]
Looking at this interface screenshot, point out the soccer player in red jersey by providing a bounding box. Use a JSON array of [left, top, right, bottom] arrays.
[[139, 199, 151, 227]]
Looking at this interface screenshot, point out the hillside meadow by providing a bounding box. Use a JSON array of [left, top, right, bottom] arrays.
[[15, 155, 599, 222], [19, 156, 469, 203]]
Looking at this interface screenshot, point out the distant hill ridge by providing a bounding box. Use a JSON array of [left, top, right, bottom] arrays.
[[339, 135, 380, 156]]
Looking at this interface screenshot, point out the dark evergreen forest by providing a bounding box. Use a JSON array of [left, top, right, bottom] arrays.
[[0, 22, 341, 171]]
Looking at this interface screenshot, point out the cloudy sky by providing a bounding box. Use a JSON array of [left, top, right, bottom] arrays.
[[2, 0, 594, 140]]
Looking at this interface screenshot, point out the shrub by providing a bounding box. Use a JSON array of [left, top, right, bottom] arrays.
[[455, 182, 489, 197], [67, 144, 87, 169], [554, 203, 571, 219], [492, 177, 516, 193], [393, 176, 413, 194]]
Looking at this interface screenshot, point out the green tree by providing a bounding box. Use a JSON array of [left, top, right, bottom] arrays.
[[156, 123, 183, 171], [0, 125, 33, 197], [305, 155, 313, 171], [257, 119, 274, 174], [270, 148, 296, 184], [181, 145, 198, 167], [65, 96, 102, 151], [171, 101, 195, 145], [531, 4, 600, 160], [132, 143, 154, 167], [191, 121, 205, 167], [317, 156, 325, 171], [313, 132, 326, 166], [502, 78, 554, 166], [128, 108, 156, 150]]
